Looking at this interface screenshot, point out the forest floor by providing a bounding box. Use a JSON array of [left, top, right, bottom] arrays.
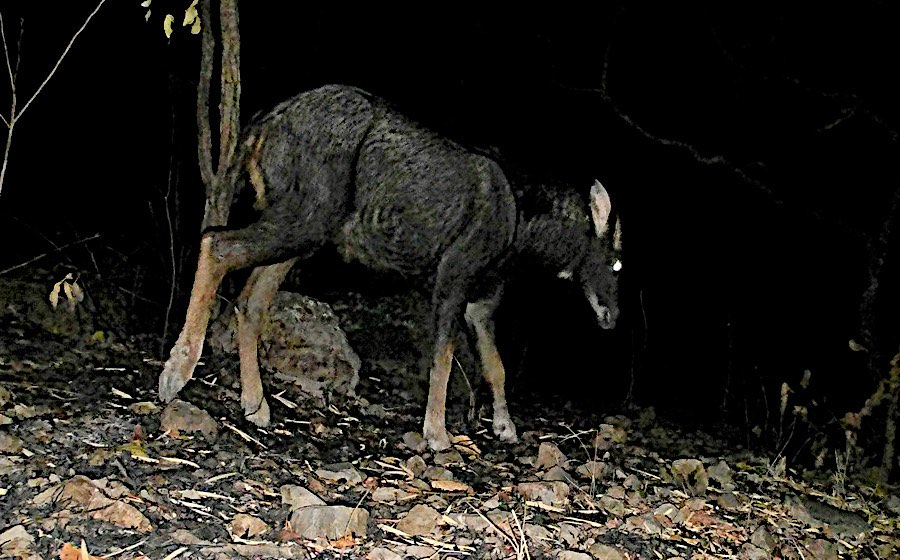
[[0, 271, 898, 560]]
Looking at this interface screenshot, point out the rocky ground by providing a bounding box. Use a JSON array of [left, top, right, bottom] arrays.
[[0, 272, 899, 560]]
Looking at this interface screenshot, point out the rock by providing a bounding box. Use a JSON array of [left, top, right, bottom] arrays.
[[405, 455, 426, 477], [653, 503, 682, 526], [316, 463, 364, 485], [594, 423, 628, 450], [396, 504, 442, 535], [536, 442, 567, 469], [622, 474, 641, 490], [229, 514, 269, 538], [171, 528, 212, 546], [671, 459, 708, 496], [402, 432, 427, 453], [160, 399, 218, 439], [599, 495, 625, 517], [289, 505, 368, 540], [558, 550, 592, 560], [423, 466, 454, 481], [802, 538, 838, 560], [0, 385, 10, 407], [524, 523, 553, 543], [751, 526, 776, 553], [372, 487, 416, 503], [434, 449, 463, 465], [558, 523, 582, 547], [0, 432, 24, 454], [707, 460, 735, 490], [717, 492, 741, 511], [798, 496, 870, 537], [404, 545, 437, 558], [739, 544, 770, 560], [517, 481, 569, 507], [281, 484, 326, 509], [543, 465, 570, 482], [0, 525, 36, 560], [367, 547, 403, 560], [208, 292, 360, 398], [576, 461, 609, 480], [588, 543, 627, 560]]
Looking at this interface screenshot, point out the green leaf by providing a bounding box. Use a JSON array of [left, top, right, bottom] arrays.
[[183, 5, 197, 26], [140, 0, 152, 7], [191, 16, 201, 35], [144, 9, 151, 22], [163, 14, 174, 38]]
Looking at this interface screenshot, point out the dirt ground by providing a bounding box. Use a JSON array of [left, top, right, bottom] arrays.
[[0, 273, 898, 560]]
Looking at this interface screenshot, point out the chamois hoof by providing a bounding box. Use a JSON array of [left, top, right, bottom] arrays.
[[244, 397, 271, 427], [159, 360, 190, 402], [493, 413, 519, 443], [423, 424, 452, 451]]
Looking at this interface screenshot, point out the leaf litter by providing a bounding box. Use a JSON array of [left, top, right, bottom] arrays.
[[0, 282, 898, 559]]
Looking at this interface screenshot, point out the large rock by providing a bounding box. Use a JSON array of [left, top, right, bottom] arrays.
[[289, 505, 368, 540], [209, 292, 360, 398]]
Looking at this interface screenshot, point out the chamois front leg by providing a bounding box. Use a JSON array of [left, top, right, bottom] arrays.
[[235, 258, 297, 427], [465, 296, 518, 443]]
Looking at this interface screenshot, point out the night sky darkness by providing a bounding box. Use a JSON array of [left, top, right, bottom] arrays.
[[1, 3, 898, 444]]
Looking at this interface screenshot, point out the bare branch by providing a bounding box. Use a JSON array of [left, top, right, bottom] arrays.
[[16, 0, 107, 121], [196, 0, 215, 190]]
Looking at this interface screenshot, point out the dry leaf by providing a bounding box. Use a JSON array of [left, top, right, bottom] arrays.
[[430, 479, 471, 493]]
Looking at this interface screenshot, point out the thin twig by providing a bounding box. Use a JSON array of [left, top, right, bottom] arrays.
[[16, 0, 107, 121], [0, 13, 16, 94], [0, 233, 99, 275]]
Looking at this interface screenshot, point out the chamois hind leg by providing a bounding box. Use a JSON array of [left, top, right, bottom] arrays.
[[236, 258, 297, 427], [465, 293, 518, 443], [159, 221, 320, 404]]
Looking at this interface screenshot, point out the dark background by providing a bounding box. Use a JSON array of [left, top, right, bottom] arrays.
[[1, 2, 898, 459]]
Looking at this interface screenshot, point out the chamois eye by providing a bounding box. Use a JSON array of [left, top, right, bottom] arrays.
[[612, 260, 622, 272]]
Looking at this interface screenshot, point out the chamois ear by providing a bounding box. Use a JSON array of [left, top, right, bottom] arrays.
[[589, 180, 612, 238], [613, 215, 622, 251]]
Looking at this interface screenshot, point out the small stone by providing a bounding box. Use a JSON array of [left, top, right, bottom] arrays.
[[671, 459, 708, 496], [280, 484, 326, 510], [717, 492, 741, 511], [404, 545, 437, 558], [542, 465, 570, 482], [402, 432, 426, 452], [160, 399, 218, 439], [171, 528, 212, 546], [576, 461, 609, 480], [434, 449, 463, 465], [751, 526, 776, 553], [599, 495, 625, 517], [622, 474, 641, 490], [316, 463, 364, 485], [0, 432, 24, 454], [367, 547, 403, 560], [707, 460, 734, 489], [396, 504, 442, 535], [517, 481, 569, 507], [405, 455, 426, 477], [372, 487, 416, 503], [588, 543, 627, 560], [229, 513, 269, 538], [0, 525, 35, 559], [558, 549, 592, 560], [423, 466, 454, 481], [536, 442, 567, 469], [739, 544, 770, 560], [524, 523, 552, 544]]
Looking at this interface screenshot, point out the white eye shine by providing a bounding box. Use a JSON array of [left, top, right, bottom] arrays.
[[612, 260, 622, 272]]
